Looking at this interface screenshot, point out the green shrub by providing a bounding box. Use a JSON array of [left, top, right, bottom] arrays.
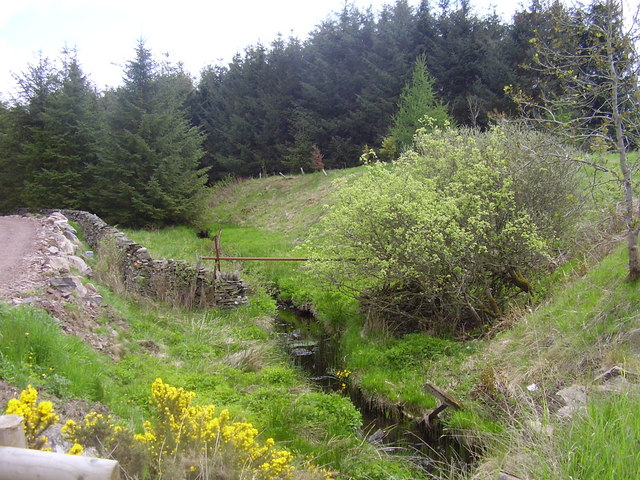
[[384, 333, 460, 369], [304, 126, 578, 334]]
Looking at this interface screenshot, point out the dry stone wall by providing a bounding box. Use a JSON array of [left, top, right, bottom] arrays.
[[57, 210, 248, 309]]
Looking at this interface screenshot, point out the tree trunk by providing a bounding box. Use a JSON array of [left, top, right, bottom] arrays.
[[627, 228, 640, 281], [606, 13, 640, 281]]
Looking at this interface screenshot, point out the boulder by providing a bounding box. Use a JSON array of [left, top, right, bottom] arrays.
[[49, 276, 87, 298], [63, 229, 79, 243], [47, 256, 70, 273], [67, 255, 92, 276], [53, 233, 76, 255], [556, 385, 587, 419]]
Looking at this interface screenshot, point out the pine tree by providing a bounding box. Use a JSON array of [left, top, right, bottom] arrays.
[[1, 54, 72, 210]]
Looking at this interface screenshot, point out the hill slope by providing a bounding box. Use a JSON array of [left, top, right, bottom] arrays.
[[125, 167, 640, 478]]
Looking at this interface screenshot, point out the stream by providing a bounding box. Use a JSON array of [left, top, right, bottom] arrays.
[[275, 304, 475, 471]]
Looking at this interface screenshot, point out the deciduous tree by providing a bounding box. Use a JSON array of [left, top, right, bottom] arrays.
[[511, 0, 640, 280]]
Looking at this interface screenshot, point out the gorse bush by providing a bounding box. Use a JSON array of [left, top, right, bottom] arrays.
[[304, 125, 579, 334], [5, 385, 59, 450], [59, 379, 330, 480]]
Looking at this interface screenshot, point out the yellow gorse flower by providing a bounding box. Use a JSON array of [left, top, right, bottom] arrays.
[[5, 385, 59, 450], [138, 378, 295, 479], [29, 378, 318, 479]]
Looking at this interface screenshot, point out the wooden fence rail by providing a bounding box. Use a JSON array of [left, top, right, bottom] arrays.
[[0, 414, 120, 480]]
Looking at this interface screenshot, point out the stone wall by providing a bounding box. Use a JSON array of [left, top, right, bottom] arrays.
[[58, 210, 248, 309]]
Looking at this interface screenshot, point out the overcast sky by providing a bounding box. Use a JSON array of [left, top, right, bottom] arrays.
[[0, 0, 556, 99]]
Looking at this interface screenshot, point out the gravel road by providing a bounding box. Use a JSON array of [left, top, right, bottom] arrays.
[[0, 215, 43, 298]]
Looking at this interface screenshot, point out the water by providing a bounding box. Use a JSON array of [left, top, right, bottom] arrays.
[[274, 304, 477, 472], [274, 305, 341, 389]]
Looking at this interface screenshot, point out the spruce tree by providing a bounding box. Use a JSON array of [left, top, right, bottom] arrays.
[[29, 48, 103, 209], [93, 40, 207, 226], [387, 54, 450, 154]]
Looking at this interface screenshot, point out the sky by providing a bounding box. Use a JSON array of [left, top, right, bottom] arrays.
[[0, 0, 600, 99]]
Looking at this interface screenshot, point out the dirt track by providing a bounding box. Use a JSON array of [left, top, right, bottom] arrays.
[[0, 215, 44, 298]]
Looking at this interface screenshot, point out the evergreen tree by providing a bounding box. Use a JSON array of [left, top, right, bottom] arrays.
[[92, 40, 207, 226], [0, 101, 23, 212], [387, 54, 450, 153], [2, 54, 61, 210], [30, 48, 103, 209]]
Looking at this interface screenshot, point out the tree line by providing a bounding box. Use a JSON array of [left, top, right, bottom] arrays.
[[0, 0, 623, 226]]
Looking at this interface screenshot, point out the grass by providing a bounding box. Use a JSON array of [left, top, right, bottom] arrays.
[[213, 162, 640, 479], [553, 391, 640, 478], [0, 222, 420, 479], [0, 304, 109, 400], [5, 154, 637, 478]]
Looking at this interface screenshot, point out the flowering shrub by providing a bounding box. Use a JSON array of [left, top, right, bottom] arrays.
[[63, 378, 301, 479], [5, 385, 59, 450], [335, 369, 352, 392], [304, 127, 575, 333]]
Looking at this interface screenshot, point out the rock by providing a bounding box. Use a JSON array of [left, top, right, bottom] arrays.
[[135, 247, 152, 261], [556, 385, 587, 419], [63, 229, 79, 243], [67, 255, 92, 276], [46, 212, 68, 224], [53, 233, 76, 255], [47, 256, 71, 273], [53, 219, 70, 230], [498, 472, 523, 480], [594, 376, 632, 394], [47, 246, 59, 255], [624, 329, 640, 353], [593, 365, 638, 384], [49, 276, 87, 297]]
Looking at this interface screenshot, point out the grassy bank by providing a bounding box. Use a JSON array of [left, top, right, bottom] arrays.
[[123, 165, 640, 478]]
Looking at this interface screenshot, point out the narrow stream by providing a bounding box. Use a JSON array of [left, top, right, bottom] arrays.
[[274, 304, 476, 472]]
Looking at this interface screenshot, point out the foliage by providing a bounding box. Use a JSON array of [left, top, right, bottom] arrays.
[[0, 50, 102, 212], [61, 378, 326, 480], [553, 392, 640, 478], [510, 0, 640, 280], [88, 40, 209, 227], [309, 147, 325, 171], [387, 54, 451, 153], [1, 1, 599, 189], [304, 126, 577, 333], [5, 385, 59, 450], [0, 305, 108, 399]]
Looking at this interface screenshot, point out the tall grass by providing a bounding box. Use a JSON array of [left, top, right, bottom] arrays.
[[555, 392, 640, 479], [0, 304, 108, 400]]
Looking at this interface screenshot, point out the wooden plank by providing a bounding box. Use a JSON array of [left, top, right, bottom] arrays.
[[0, 415, 26, 448], [423, 382, 464, 410], [0, 446, 120, 480]]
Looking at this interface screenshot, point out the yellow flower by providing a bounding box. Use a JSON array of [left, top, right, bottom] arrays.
[[68, 443, 83, 456]]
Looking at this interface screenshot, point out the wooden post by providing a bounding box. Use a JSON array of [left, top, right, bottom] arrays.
[[213, 226, 222, 275], [0, 446, 120, 480], [0, 415, 26, 448], [423, 382, 463, 426]]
